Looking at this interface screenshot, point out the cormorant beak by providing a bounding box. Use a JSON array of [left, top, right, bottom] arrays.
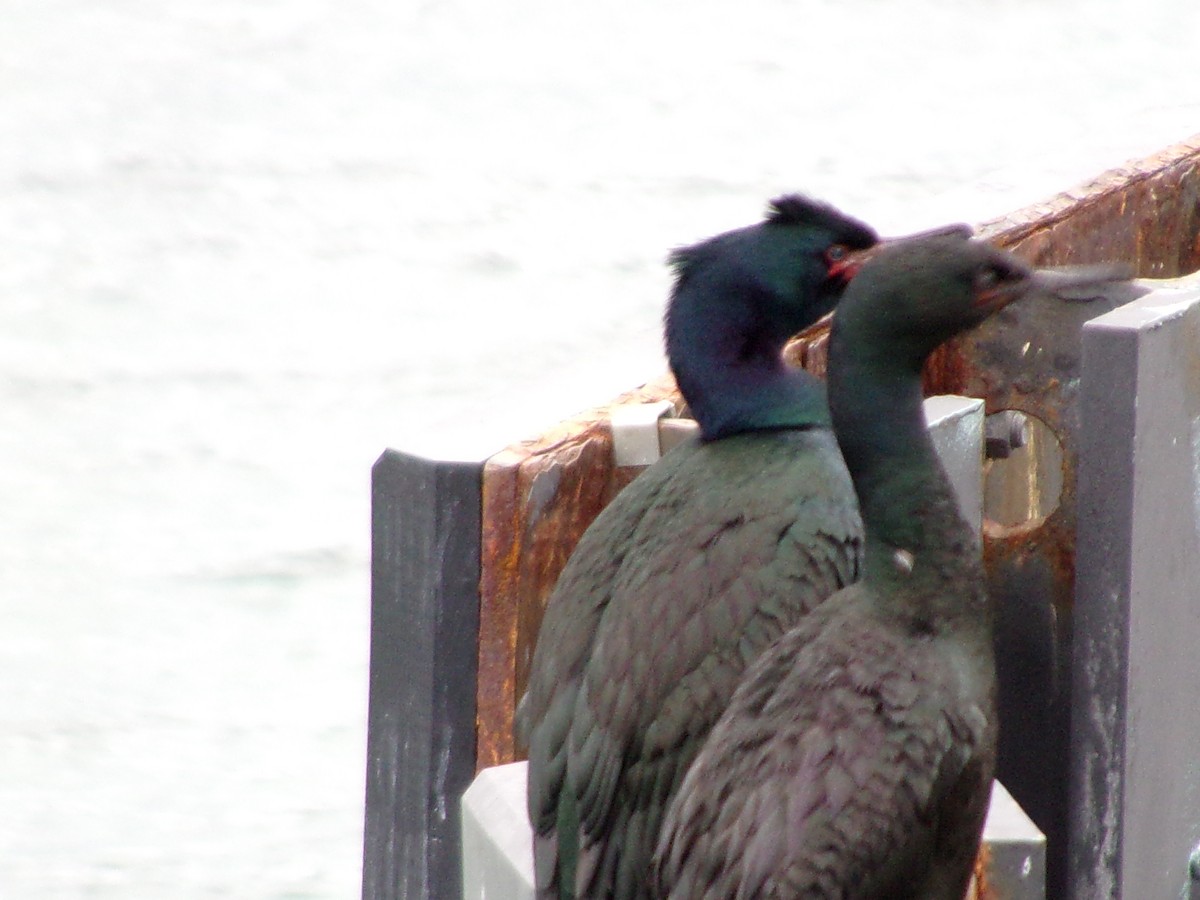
[[975, 262, 1135, 314], [1026, 263, 1136, 302], [830, 223, 974, 283]]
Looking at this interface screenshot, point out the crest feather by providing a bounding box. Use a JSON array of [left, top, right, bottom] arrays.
[[766, 194, 877, 249]]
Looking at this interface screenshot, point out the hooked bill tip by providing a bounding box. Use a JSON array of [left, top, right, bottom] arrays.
[[1032, 262, 1137, 302]]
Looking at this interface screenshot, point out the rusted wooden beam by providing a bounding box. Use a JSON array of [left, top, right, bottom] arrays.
[[476, 375, 683, 769]]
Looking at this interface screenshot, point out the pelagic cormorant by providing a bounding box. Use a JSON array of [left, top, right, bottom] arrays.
[[516, 196, 967, 900], [652, 237, 1122, 899]]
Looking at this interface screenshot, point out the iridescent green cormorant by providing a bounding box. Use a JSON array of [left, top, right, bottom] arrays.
[[652, 237, 1121, 899], [516, 196, 966, 900]]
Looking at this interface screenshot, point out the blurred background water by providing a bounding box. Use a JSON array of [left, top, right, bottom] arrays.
[[1, 0, 1197, 896]]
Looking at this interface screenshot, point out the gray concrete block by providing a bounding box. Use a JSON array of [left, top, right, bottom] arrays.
[[1073, 283, 1200, 899], [461, 762, 535, 900], [462, 769, 1042, 899], [972, 781, 1047, 900]]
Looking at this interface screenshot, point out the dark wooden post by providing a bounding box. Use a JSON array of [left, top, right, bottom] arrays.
[[362, 450, 482, 900]]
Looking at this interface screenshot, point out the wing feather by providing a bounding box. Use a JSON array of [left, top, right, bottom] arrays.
[[520, 429, 862, 899], [654, 601, 994, 900]]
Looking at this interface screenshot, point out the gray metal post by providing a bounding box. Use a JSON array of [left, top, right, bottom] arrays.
[[362, 449, 482, 900], [1072, 286, 1200, 898]]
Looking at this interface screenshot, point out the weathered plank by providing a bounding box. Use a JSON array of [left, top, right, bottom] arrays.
[[363, 450, 482, 900]]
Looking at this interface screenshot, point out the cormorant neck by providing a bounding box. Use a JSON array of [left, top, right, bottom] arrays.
[[666, 292, 829, 441], [827, 343, 984, 628]]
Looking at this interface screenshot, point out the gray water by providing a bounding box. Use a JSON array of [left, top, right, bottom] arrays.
[[1, 0, 1198, 896]]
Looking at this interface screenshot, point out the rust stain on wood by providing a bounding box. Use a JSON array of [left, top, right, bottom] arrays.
[[968, 840, 994, 900], [476, 374, 683, 770]]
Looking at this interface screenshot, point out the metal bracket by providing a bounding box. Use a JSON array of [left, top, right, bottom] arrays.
[[610, 401, 698, 466]]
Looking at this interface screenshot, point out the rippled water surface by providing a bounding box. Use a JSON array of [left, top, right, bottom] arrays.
[[1, 0, 1198, 895]]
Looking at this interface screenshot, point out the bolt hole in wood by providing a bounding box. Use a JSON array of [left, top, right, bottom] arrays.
[[983, 410, 1064, 530]]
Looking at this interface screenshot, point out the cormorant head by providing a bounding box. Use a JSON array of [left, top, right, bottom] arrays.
[[833, 235, 1131, 373], [666, 194, 881, 356], [663, 196, 973, 439]]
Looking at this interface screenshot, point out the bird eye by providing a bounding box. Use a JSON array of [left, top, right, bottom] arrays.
[[975, 268, 1001, 290], [826, 245, 848, 264]]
